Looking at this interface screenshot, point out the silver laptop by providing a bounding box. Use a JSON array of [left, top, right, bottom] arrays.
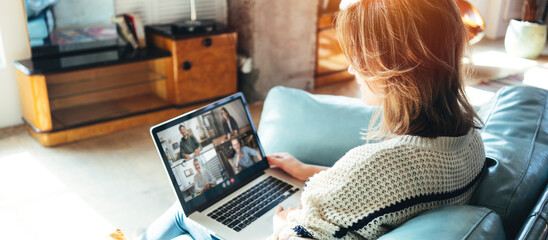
[[150, 92, 304, 240]]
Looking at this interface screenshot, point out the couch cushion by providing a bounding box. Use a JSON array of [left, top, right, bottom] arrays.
[[378, 205, 506, 240], [472, 86, 548, 238], [258, 86, 377, 166]]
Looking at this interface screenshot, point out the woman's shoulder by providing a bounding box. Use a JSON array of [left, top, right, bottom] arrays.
[[358, 128, 480, 149], [339, 128, 483, 166], [318, 129, 485, 196], [330, 141, 398, 171], [341, 137, 407, 160]]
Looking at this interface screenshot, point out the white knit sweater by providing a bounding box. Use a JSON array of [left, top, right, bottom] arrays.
[[276, 129, 485, 240]]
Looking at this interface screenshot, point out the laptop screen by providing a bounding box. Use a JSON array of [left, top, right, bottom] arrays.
[[150, 93, 269, 214]]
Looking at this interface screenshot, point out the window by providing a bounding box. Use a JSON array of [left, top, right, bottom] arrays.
[[114, 0, 227, 25]]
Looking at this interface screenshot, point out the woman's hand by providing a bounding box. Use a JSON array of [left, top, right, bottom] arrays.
[[267, 153, 307, 181], [267, 153, 328, 181], [235, 155, 240, 167], [274, 206, 312, 240], [273, 205, 295, 239], [274, 205, 295, 221]]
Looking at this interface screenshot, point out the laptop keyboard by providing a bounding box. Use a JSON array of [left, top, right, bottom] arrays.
[[206, 176, 299, 232]]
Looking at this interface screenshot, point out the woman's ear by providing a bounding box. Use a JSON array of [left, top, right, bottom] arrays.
[[359, 79, 383, 106], [348, 64, 383, 106]]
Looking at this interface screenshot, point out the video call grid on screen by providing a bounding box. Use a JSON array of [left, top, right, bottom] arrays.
[[156, 99, 263, 202]]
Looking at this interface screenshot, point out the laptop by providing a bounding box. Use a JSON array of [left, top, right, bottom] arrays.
[[150, 92, 305, 240]]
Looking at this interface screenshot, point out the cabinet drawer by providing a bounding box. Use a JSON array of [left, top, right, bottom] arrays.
[[175, 33, 237, 54], [172, 33, 238, 105]]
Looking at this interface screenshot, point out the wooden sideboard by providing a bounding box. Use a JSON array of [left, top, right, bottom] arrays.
[[146, 26, 238, 106], [15, 30, 238, 147]]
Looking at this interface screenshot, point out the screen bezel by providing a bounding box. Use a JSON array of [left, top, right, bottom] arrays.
[[150, 92, 269, 215]]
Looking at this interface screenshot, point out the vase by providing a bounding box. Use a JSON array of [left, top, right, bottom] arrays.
[[504, 19, 547, 59]]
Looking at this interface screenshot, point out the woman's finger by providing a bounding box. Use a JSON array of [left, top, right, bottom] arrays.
[[267, 156, 277, 165], [267, 155, 282, 165], [275, 205, 283, 214]]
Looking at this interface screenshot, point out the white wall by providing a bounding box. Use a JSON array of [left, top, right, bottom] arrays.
[[0, 0, 31, 129], [469, 0, 524, 39], [0, 28, 5, 69]]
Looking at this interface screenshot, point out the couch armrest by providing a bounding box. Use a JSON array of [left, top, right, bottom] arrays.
[[378, 205, 506, 240], [472, 86, 548, 238], [516, 183, 548, 240]]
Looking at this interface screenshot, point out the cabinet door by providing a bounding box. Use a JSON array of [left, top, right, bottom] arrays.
[[174, 33, 237, 105]]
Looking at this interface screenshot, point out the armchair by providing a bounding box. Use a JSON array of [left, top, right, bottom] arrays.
[[257, 85, 548, 239]]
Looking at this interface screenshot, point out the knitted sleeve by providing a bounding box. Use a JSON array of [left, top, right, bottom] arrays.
[[276, 146, 381, 240]]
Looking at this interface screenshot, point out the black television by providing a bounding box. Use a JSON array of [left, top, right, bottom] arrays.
[[24, 0, 119, 58]]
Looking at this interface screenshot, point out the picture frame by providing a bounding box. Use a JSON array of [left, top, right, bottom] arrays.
[[184, 168, 193, 177]]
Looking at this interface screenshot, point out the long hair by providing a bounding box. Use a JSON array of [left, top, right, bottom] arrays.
[[336, 0, 481, 139], [221, 107, 231, 123]]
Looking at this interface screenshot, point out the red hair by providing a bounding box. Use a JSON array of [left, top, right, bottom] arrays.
[[337, 0, 481, 138]]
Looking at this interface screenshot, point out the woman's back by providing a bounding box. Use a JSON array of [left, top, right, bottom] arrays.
[[271, 0, 486, 238], [277, 130, 485, 239]]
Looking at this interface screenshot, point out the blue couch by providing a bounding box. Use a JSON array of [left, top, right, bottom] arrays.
[[257, 85, 548, 239]]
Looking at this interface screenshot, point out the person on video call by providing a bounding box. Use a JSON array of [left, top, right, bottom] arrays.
[[192, 159, 215, 194], [231, 138, 259, 174], [178, 125, 201, 160], [221, 107, 239, 139]]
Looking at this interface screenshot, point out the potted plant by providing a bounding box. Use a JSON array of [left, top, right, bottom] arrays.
[[504, 0, 548, 59]]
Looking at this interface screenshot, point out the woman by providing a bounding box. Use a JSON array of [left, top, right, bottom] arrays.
[[140, 0, 485, 239], [270, 0, 484, 238], [221, 108, 239, 139], [230, 137, 260, 174]]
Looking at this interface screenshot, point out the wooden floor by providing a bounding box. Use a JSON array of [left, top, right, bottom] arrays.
[[0, 80, 359, 240]]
